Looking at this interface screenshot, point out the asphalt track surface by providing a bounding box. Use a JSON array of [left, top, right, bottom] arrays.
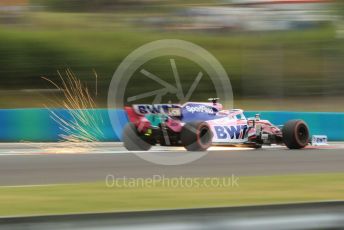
[[0, 143, 344, 186]]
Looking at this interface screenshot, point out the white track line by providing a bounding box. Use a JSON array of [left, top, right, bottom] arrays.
[[0, 183, 71, 188], [0, 143, 343, 156]]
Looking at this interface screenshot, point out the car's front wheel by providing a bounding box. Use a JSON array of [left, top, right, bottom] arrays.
[[282, 120, 309, 149]]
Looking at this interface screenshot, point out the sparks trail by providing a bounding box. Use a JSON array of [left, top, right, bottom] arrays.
[[42, 69, 104, 142]]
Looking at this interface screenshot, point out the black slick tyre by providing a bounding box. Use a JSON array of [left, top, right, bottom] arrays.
[[181, 121, 213, 151], [282, 120, 309, 149]]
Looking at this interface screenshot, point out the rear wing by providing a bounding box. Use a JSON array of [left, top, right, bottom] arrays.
[[124, 106, 140, 123]]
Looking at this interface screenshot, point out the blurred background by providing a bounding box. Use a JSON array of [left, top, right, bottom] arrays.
[[0, 0, 343, 111]]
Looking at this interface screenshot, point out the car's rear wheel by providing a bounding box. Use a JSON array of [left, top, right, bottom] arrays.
[[282, 120, 309, 149], [181, 121, 213, 151], [122, 123, 151, 151]]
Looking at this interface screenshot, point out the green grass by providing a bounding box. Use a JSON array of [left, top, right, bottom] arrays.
[[1, 173, 344, 217]]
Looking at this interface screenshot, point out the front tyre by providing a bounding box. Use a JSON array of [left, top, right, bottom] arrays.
[[181, 121, 213, 151], [122, 123, 151, 151], [282, 120, 309, 149]]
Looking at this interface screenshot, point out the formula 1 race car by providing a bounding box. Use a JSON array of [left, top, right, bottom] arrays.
[[123, 99, 310, 151]]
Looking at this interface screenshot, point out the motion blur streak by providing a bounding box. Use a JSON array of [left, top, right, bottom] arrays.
[[0, 142, 344, 186], [0, 202, 343, 230], [0, 0, 343, 110]]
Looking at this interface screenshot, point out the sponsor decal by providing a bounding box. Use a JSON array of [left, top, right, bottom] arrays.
[[311, 135, 328, 146], [214, 125, 248, 140], [185, 104, 217, 114], [134, 104, 180, 115]]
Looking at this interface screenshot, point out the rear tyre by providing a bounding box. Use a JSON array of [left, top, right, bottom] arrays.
[[282, 120, 309, 149], [181, 121, 213, 151], [122, 123, 151, 151]]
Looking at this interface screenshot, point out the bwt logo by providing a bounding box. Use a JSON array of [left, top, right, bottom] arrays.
[[134, 104, 180, 115], [185, 105, 216, 114], [214, 125, 248, 140]]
